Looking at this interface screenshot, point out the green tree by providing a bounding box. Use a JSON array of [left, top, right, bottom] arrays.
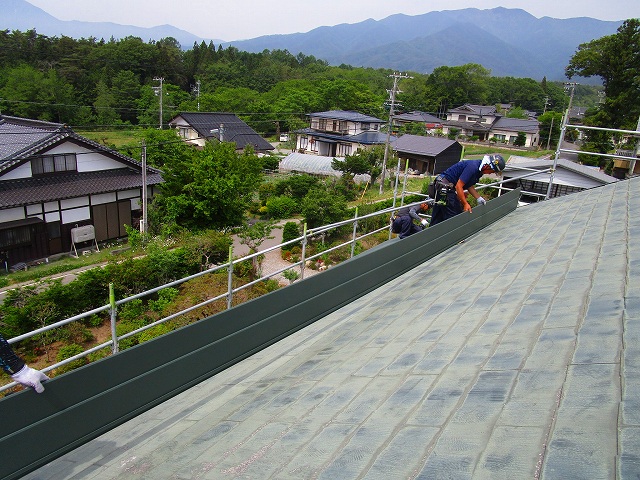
[[566, 19, 640, 130], [301, 187, 348, 229], [236, 220, 278, 279], [332, 147, 382, 185], [157, 142, 264, 230]]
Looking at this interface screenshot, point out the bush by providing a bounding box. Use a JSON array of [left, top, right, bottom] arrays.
[[281, 221, 301, 251], [266, 195, 298, 219], [55, 344, 87, 374], [261, 155, 280, 171]]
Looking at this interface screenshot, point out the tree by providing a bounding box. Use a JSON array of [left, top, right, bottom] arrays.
[[157, 142, 264, 230], [236, 220, 278, 279], [301, 187, 348, 229], [566, 19, 640, 130], [332, 147, 382, 185]]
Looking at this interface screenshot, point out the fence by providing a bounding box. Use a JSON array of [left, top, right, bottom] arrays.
[[1, 197, 432, 394]]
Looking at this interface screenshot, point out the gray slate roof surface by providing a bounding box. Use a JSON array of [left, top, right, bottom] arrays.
[[308, 110, 384, 123], [392, 134, 457, 155], [491, 117, 540, 133], [393, 111, 443, 124], [297, 128, 394, 145], [24, 178, 640, 479]]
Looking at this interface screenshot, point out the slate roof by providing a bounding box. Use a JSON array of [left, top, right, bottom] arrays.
[[393, 111, 443, 124], [169, 112, 274, 152], [448, 103, 498, 117], [491, 117, 540, 133], [26, 177, 640, 479], [308, 110, 384, 124], [297, 128, 394, 146], [391, 134, 459, 156]]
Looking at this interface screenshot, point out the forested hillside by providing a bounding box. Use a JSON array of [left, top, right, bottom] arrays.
[[0, 29, 600, 135]]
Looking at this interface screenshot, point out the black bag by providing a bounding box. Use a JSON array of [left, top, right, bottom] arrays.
[[427, 181, 436, 199]]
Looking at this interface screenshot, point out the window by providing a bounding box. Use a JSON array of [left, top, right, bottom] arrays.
[[361, 122, 370, 131], [318, 119, 327, 131], [337, 143, 352, 156], [178, 127, 190, 139], [32, 153, 77, 175]]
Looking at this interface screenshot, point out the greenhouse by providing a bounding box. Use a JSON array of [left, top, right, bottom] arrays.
[[279, 152, 371, 184]]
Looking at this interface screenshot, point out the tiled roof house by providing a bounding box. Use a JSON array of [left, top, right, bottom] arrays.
[[0, 115, 163, 266], [168, 112, 275, 153]]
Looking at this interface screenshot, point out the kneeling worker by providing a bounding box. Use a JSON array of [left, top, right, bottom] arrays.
[[392, 202, 431, 239]]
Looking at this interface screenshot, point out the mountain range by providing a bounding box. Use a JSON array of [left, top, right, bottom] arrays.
[[2, 1, 625, 82]]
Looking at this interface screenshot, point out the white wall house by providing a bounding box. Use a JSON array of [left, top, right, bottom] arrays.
[[296, 110, 391, 158], [440, 104, 540, 147]]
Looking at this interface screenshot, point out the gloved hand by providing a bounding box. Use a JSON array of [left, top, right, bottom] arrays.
[[477, 196, 486, 205], [12, 365, 49, 393], [421, 219, 428, 227]]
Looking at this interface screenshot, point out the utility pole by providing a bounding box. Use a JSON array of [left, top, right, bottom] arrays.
[[546, 116, 554, 150], [543, 96, 550, 115], [379, 72, 411, 194], [192, 80, 201, 111], [141, 140, 148, 234], [153, 77, 164, 129], [546, 82, 577, 199]]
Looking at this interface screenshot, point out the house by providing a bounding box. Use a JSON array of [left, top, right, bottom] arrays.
[[392, 111, 443, 134], [391, 135, 462, 175], [0, 115, 163, 266], [501, 155, 618, 203], [168, 112, 274, 154], [440, 103, 540, 147], [489, 117, 540, 147], [296, 110, 391, 157]]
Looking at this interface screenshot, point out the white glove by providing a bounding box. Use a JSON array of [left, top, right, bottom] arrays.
[[12, 365, 49, 393], [477, 196, 486, 205], [421, 219, 428, 227]]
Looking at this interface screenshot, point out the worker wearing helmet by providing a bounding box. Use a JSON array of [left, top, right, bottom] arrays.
[[429, 154, 505, 226], [391, 202, 430, 238]]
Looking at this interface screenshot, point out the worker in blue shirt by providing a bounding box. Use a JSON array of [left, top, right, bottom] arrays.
[[429, 154, 505, 226], [391, 202, 431, 238], [0, 334, 49, 393]]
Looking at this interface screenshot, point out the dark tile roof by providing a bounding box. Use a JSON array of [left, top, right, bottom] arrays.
[[297, 128, 394, 145], [492, 117, 540, 133], [441, 119, 493, 132], [308, 110, 384, 124], [170, 112, 274, 152], [0, 169, 163, 208], [448, 103, 498, 116], [392, 134, 458, 156], [393, 111, 443, 124]]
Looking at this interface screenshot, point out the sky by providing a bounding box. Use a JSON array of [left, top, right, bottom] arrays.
[[27, 0, 639, 42]]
